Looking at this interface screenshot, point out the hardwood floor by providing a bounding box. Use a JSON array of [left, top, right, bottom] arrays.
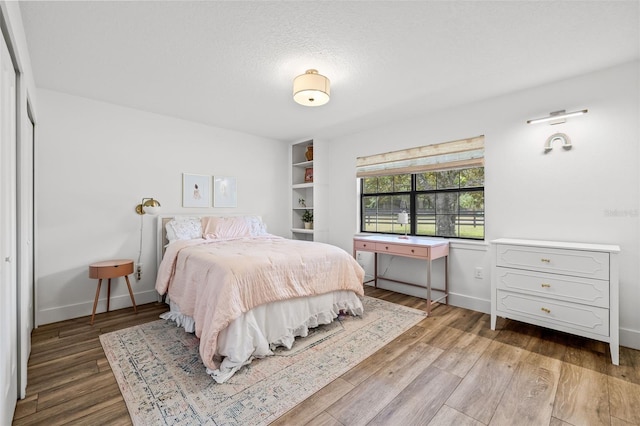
[[13, 287, 640, 425]]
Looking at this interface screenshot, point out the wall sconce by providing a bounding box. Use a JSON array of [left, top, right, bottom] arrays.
[[135, 197, 161, 281], [397, 211, 409, 239], [526, 109, 588, 125], [293, 69, 330, 107], [135, 198, 161, 215]]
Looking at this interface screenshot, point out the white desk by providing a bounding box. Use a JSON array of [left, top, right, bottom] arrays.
[[353, 235, 449, 314]]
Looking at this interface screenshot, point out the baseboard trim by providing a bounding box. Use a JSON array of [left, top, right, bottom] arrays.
[[368, 281, 491, 314], [37, 290, 160, 326], [620, 327, 640, 351], [447, 292, 491, 314]]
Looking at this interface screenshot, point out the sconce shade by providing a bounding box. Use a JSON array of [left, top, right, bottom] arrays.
[[135, 198, 161, 215], [144, 205, 161, 215], [293, 69, 330, 106]]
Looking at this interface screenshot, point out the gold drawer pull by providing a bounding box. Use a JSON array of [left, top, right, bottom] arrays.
[[541, 258, 551, 263], [541, 307, 551, 314], [541, 283, 551, 288]]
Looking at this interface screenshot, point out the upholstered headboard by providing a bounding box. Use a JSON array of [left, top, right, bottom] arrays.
[[156, 215, 181, 266], [159, 216, 173, 250]]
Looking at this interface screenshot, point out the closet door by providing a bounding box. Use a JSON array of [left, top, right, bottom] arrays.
[[17, 108, 34, 398], [0, 31, 18, 424]]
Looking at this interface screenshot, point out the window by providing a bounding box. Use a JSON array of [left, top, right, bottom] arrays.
[[361, 168, 484, 239], [357, 136, 484, 240]]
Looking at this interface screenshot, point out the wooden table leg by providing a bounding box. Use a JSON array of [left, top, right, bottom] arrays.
[[124, 275, 137, 313], [91, 278, 102, 326]]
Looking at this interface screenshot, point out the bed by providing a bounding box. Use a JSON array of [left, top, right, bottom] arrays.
[[154, 215, 365, 383]]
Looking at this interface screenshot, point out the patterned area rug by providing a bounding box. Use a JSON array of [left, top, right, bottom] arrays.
[[100, 296, 425, 425]]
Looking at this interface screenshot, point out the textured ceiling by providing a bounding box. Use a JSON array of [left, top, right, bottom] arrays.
[[19, 1, 640, 142]]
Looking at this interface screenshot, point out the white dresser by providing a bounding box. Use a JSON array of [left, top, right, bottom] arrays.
[[491, 238, 620, 365]]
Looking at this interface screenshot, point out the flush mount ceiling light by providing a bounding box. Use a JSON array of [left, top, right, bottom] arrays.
[[526, 109, 588, 125], [293, 69, 330, 107]]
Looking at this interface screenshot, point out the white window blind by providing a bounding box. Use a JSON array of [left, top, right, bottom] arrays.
[[356, 135, 484, 178]]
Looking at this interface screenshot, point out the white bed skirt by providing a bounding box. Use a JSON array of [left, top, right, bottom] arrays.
[[161, 290, 363, 383]]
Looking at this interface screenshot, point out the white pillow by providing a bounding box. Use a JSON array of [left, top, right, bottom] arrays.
[[166, 217, 203, 242], [246, 216, 268, 236]]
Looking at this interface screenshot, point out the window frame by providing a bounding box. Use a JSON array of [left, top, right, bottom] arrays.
[[360, 168, 485, 240]]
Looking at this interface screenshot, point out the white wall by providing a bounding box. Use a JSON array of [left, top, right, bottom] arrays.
[[33, 61, 640, 349], [324, 61, 640, 349], [36, 89, 289, 324]]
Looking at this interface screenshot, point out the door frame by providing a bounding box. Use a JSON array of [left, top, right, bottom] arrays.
[[0, 21, 18, 424]]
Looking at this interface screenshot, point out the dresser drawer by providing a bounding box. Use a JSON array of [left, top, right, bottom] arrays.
[[496, 290, 609, 337], [496, 244, 609, 280], [375, 242, 430, 258], [354, 240, 376, 252], [495, 267, 609, 308]]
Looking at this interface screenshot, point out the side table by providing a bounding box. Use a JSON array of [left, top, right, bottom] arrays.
[[89, 259, 137, 325]]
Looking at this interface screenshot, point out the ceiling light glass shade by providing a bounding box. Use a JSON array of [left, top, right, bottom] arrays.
[[293, 69, 330, 106]]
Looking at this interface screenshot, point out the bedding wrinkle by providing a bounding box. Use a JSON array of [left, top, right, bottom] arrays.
[[155, 236, 364, 372]]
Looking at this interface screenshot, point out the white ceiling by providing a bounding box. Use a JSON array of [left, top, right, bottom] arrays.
[[19, 1, 640, 142]]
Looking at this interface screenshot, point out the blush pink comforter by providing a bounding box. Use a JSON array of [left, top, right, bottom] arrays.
[[155, 236, 365, 371]]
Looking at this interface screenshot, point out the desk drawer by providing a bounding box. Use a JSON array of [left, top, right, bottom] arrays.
[[496, 290, 609, 337], [375, 242, 430, 258], [354, 240, 376, 252], [496, 244, 609, 280], [495, 267, 609, 308]]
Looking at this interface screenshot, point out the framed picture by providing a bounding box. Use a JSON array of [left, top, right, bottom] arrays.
[[214, 176, 237, 208], [304, 167, 314, 183], [182, 173, 211, 207]]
